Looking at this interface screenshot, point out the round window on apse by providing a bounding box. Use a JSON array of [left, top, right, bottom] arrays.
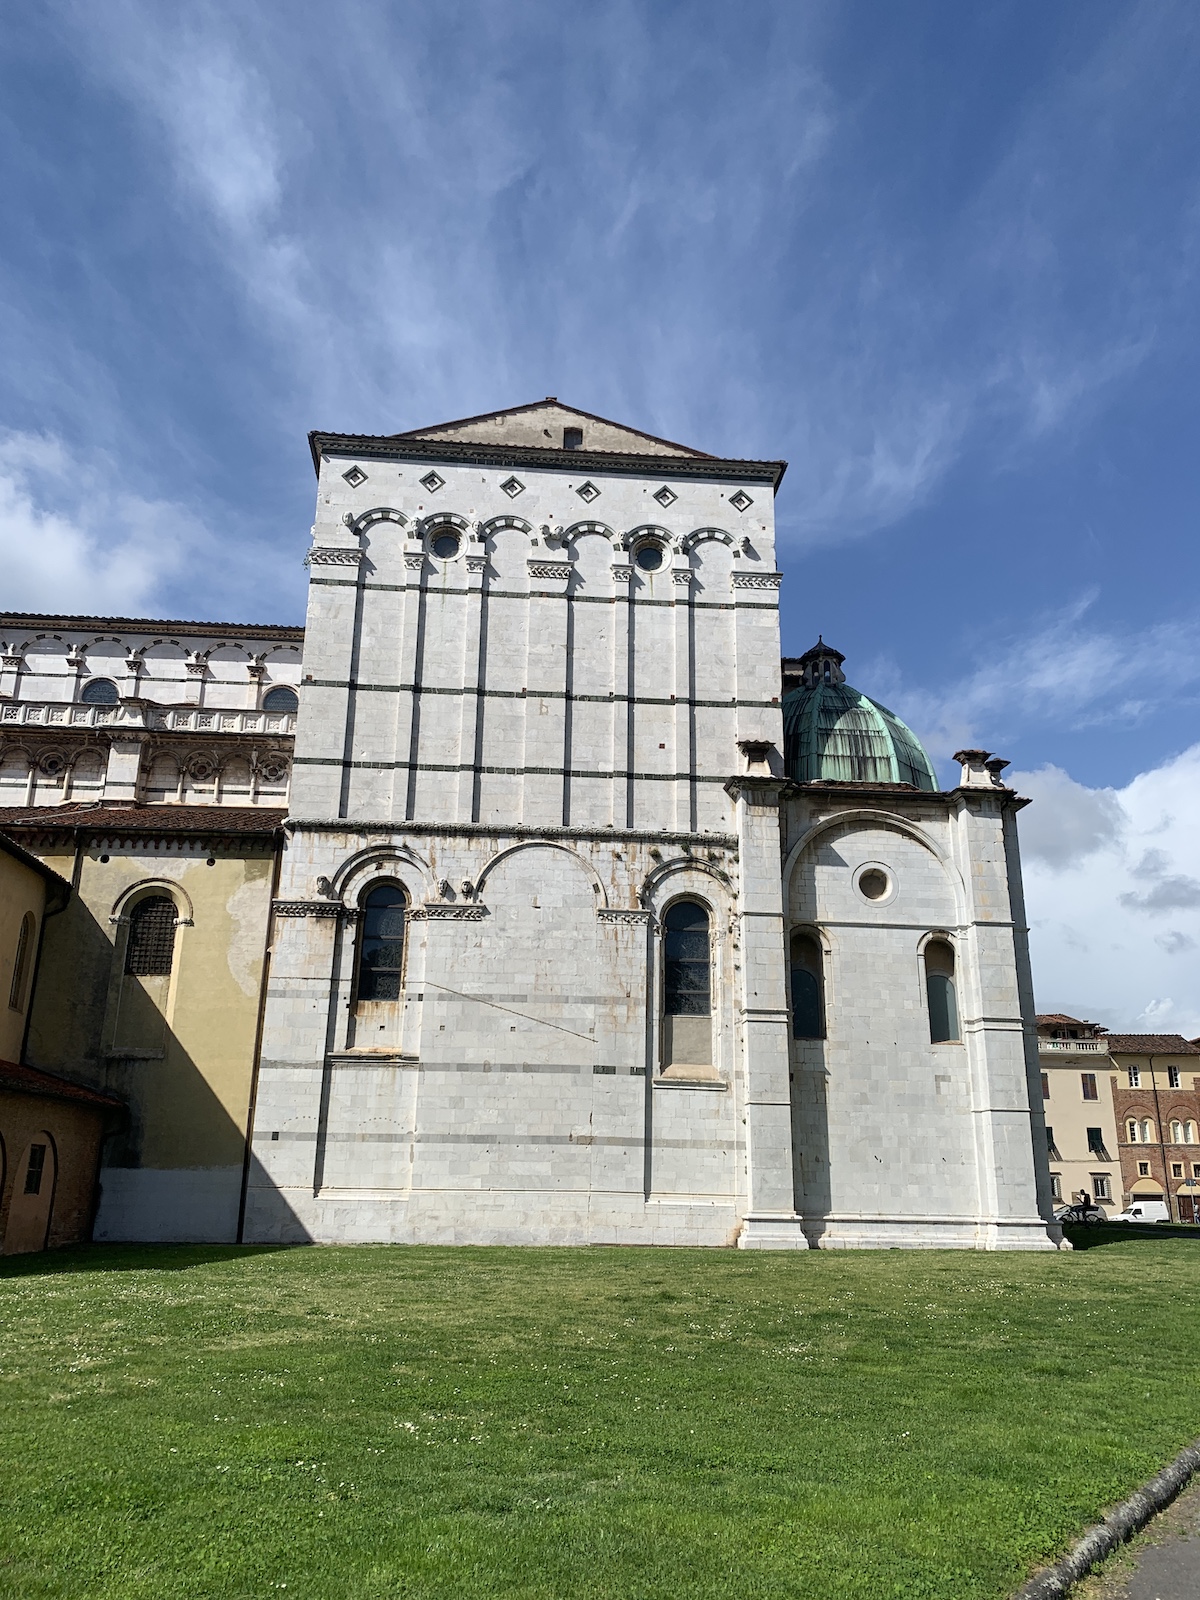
[[634, 543, 664, 571], [858, 867, 890, 901], [432, 532, 460, 559]]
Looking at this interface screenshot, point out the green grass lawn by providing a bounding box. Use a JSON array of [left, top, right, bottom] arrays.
[[2, 1232, 1199, 1600]]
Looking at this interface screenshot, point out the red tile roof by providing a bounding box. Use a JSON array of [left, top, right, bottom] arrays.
[[1035, 1013, 1107, 1030], [1104, 1034, 1200, 1056], [0, 804, 286, 839], [0, 1058, 124, 1109]]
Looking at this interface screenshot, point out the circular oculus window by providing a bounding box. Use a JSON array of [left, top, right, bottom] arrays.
[[856, 866, 891, 902], [431, 531, 460, 559], [634, 542, 664, 571]]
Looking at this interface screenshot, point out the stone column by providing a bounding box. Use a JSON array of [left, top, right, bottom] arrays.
[[725, 748, 806, 1248]]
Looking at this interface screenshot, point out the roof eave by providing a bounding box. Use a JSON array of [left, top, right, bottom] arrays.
[[309, 430, 788, 491]]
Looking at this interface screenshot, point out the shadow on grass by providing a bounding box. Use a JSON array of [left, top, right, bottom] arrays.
[[0, 1242, 302, 1278], [1065, 1220, 1200, 1250]]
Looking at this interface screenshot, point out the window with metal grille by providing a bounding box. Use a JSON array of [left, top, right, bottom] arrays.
[[1092, 1173, 1111, 1200], [24, 1144, 46, 1195], [125, 896, 177, 976], [663, 901, 711, 1017], [357, 883, 407, 1002], [262, 685, 299, 714]]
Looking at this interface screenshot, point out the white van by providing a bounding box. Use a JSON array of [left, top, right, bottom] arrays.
[[1111, 1199, 1170, 1223]]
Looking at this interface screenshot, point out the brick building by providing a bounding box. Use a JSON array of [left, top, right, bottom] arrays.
[[1107, 1035, 1200, 1221]]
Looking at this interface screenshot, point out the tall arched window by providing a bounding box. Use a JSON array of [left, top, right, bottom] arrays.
[[1186, 1122, 1197, 1145], [1171, 1119, 1184, 1143], [662, 900, 712, 1074], [1128, 1118, 1155, 1144], [125, 896, 177, 977], [357, 883, 407, 1002], [790, 932, 824, 1039], [81, 678, 119, 705], [924, 939, 960, 1043], [8, 911, 34, 1011]]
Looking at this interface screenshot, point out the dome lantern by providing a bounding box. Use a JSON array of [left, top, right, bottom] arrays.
[[782, 641, 938, 790]]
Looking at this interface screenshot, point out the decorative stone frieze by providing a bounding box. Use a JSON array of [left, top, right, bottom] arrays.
[[730, 571, 783, 589], [272, 900, 343, 917], [527, 560, 572, 581], [305, 546, 365, 567], [408, 903, 488, 920]]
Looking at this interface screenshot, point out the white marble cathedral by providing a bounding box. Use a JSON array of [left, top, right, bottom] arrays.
[[0, 400, 1062, 1250], [239, 399, 1060, 1250]]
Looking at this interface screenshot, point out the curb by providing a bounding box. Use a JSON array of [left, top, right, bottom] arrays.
[[1011, 1437, 1200, 1599]]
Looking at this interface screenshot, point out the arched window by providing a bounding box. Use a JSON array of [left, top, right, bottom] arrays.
[[8, 911, 34, 1011], [356, 883, 407, 1002], [1128, 1118, 1155, 1145], [790, 931, 824, 1039], [1186, 1122, 1197, 1145], [662, 900, 713, 1075], [262, 685, 299, 714], [924, 939, 960, 1043], [125, 896, 177, 977], [1171, 1120, 1184, 1144], [80, 678, 119, 705]]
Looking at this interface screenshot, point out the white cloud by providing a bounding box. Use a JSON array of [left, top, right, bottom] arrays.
[[0, 429, 219, 616], [1015, 744, 1200, 1037]]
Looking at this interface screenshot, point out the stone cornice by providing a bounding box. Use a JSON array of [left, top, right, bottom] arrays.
[[285, 817, 739, 850], [310, 431, 787, 491]]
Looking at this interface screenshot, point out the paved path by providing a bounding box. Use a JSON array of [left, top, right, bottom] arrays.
[[1078, 1479, 1200, 1600]]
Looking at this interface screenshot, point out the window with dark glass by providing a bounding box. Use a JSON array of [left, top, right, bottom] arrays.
[[1087, 1127, 1109, 1157], [262, 685, 299, 713], [1041, 1072, 1050, 1100], [357, 884, 407, 1002], [81, 678, 119, 705], [1168, 1065, 1182, 1089], [1081, 1073, 1098, 1100], [924, 940, 959, 1043], [790, 932, 824, 1039], [24, 1144, 46, 1195], [563, 426, 583, 450], [1045, 1126, 1062, 1159], [125, 896, 177, 976], [663, 901, 711, 1017]]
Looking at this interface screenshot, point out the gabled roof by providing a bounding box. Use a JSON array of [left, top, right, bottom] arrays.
[[310, 398, 787, 489], [394, 398, 712, 458]]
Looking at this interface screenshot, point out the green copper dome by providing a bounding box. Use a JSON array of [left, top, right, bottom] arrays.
[[782, 640, 938, 790]]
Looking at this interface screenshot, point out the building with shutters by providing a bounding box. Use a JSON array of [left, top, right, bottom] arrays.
[[1, 400, 1061, 1249]]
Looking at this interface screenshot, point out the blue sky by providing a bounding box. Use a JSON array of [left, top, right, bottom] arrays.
[[2, 1, 1200, 1028]]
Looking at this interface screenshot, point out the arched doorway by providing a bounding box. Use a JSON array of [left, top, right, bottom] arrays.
[[3, 1134, 57, 1254]]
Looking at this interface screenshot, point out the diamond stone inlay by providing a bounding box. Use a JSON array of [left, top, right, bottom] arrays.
[[341, 465, 368, 487], [420, 470, 445, 493], [500, 476, 525, 498], [729, 489, 753, 512], [653, 485, 677, 507], [575, 480, 600, 503]]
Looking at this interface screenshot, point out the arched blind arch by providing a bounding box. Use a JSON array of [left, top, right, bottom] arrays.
[[125, 896, 177, 976], [790, 932, 824, 1039], [357, 884, 407, 1002]]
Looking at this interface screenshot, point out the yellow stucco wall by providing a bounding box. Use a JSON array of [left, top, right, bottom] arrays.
[[0, 848, 46, 1063], [25, 843, 277, 1176]]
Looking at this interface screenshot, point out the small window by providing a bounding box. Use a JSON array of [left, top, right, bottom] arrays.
[[431, 531, 460, 560], [81, 677, 120, 705], [1128, 1066, 1141, 1088], [924, 940, 959, 1043], [1172, 1162, 1184, 1179], [1138, 1160, 1151, 1176], [1041, 1072, 1050, 1100], [1086, 1127, 1107, 1156], [1092, 1174, 1111, 1201], [790, 932, 824, 1039], [1081, 1073, 1098, 1100], [1050, 1172, 1062, 1200], [563, 427, 583, 450], [8, 911, 34, 1011], [357, 883, 407, 1002], [125, 896, 177, 977], [663, 901, 711, 1017], [262, 685, 299, 714], [1191, 1163, 1200, 1179], [1168, 1065, 1182, 1089], [23, 1144, 46, 1195], [634, 543, 664, 572]]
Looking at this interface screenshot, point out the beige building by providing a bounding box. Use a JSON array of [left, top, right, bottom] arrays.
[[1036, 1015, 1121, 1211], [0, 830, 123, 1253]]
